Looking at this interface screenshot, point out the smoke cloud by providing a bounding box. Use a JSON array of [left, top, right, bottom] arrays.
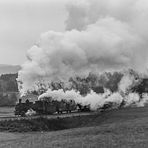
[[38, 87, 148, 111], [18, 0, 148, 96], [36, 70, 148, 111]]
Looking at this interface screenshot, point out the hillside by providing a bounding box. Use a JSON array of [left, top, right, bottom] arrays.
[[0, 73, 18, 106], [1, 107, 148, 147], [0, 64, 21, 75]]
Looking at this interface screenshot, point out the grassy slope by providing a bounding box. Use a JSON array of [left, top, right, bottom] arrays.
[[0, 107, 14, 117], [1, 107, 148, 147]]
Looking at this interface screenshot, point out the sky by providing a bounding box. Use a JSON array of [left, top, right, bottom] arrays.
[[0, 0, 68, 65], [14, 0, 148, 95]]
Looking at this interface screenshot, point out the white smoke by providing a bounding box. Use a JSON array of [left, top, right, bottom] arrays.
[[38, 87, 148, 111], [18, 0, 148, 94], [38, 71, 148, 111], [17, 0, 148, 111], [118, 70, 141, 93], [124, 93, 140, 107]]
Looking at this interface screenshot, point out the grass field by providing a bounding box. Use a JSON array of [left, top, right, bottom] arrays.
[[1, 107, 148, 147], [0, 107, 14, 117]]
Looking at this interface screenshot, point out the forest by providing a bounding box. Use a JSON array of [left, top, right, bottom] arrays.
[[0, 73, 18, 106], [32, 71, 124, 96]]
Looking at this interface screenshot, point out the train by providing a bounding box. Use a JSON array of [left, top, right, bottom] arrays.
[[15, 78, 148, 116], [14, 98, 91, 116]]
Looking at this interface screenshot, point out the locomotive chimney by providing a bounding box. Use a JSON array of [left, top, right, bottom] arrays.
[[19, 99, 22, 104]]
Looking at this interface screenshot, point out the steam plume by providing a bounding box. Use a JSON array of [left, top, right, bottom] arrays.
[[18, 0, 148, 103], [37, 71, 148, 110], [38, 87, 147, 111]]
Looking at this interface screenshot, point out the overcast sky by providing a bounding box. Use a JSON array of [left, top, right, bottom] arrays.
[[0, 0, 68, 65]]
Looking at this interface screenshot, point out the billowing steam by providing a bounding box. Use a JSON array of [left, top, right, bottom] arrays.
[[18, 0, 148, 93], [38, 73, 148, 111], [17, 0, 148, 110], [38, 89, 148, 111], [38, 89, 123, 111]]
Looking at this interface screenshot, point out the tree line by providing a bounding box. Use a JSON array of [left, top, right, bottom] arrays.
[[0, 73, 18, 106], [32, 71, 124, 96]]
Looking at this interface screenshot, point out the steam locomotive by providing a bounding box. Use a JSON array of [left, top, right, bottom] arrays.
[[14, 98, 90, 116]]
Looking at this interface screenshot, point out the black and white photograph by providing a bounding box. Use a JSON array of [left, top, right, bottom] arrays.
[[0, 0, 148, 147]]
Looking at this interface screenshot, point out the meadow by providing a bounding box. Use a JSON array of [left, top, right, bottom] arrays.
[[0, 107, 14, 117], [1, 107, 148, 147]]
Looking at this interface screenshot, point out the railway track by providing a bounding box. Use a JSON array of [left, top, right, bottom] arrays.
[[0, 111, 93, 121]]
